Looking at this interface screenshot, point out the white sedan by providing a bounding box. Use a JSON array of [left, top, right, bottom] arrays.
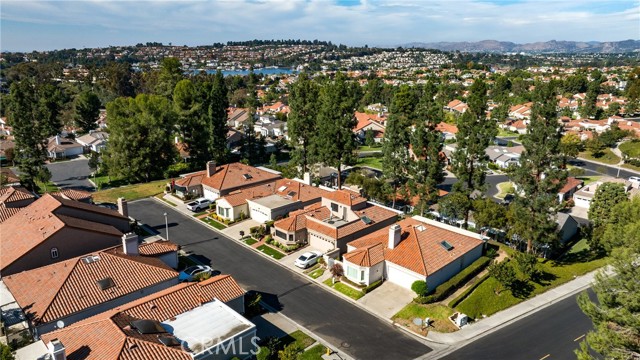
[[178, 265, 219, 282], [294, 251, 322, 269]]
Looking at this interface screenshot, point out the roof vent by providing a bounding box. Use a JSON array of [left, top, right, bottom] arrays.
[[243, 173, 253, 180], [97, 277, 115, 290], [82, 255, 100, 264], [440, 241, 454, 251], [278, 186, 287, 192], [130, 319, 165, 334], [416, 225, 426, 232], [287, 191, 296, 197]]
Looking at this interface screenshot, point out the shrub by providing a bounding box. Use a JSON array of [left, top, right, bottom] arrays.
[[488, 163, 499, 170], [330, 263, 344, 278], [265, 220, 275, 231], [363, 279, 383, 294], [414, 256, 492, 304], [411, 280, 429, 296], [264, 235, 273, 243], [256, 346, 271, 360], [194, 272, 211, 282]]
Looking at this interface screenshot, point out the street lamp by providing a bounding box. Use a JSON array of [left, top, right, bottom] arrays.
[[163, 212, 169, 241]]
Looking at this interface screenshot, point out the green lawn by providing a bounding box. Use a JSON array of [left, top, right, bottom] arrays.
[[243, 237, 258, 245], [36, 180, 60, 194], [93, 179, 168, 203], [497, 128, 518, 137], [323, 278, 365, 300], [577, 176, 602, 185], [308, 268, 325, 279], [356, 157, 383, 170], [393, 303, 458, 333], [619, 140, 640, 158], [622, 163, 640, 172], [495, 181, 514, 199], [200, 217, 227, 230], [257, 245, 285, 260], [300, 344, 326, 360], [579, 149, 621, 165], [286, 330, 315, 349], [455, 244, 608, 319], [357, 145, 382, 152]]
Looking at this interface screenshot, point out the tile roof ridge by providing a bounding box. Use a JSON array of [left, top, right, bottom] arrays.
[[104, 250, 177, 273], [411, 225, 429, 276]]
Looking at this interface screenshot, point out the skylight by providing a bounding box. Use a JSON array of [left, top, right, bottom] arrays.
[[287, 191, 297, 197], [440, 241, 454, 251], [361, 216, 372, 225], [97, 277, 115, 290], [278, 186, 287, 192], [242, 173, 253, 180], [82, 255, 100, 264], [158, 336, 181, 347]]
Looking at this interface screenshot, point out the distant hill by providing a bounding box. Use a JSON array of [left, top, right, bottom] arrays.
[[403, 39, 640, 53]]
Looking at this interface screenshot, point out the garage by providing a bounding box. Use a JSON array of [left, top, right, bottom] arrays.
[[385, 262, 423, 290], [309, 233, 335, 253], [249, 205, 270, 224]]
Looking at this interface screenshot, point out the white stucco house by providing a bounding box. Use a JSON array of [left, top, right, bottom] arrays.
[[343, 216, 485, 291]]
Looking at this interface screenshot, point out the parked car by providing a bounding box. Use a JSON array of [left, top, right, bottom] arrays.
[[629, 176, 640, 184], [178, 265, 219, 282], [294, 251, 322, 269], [186, 198, 212, 212]]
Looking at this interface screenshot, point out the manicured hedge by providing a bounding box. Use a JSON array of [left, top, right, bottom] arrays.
[[363, 279, 383, 294], [414, 256, 492, 304]]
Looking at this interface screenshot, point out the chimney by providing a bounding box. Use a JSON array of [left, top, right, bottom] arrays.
[[388, 224, 401, 249], [122, 232, 139, 256], [303, 172, 312, 185], [206, 160, 217, 177], [117, 197, 128, 218], [47, 339, 66, 360], [55, 135, 61, 145]]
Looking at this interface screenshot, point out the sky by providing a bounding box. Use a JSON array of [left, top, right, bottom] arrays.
[[1, 0, 639, 52]]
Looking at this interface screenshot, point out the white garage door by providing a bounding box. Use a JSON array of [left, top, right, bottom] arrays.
[[386, 263, 422, 290], [309, 233, 335, 253], [249, 206, 270, 224]]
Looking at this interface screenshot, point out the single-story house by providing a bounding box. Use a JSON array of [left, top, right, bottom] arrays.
[[573, 178, 632, 209], [47, 135, 84, 159], [173, 161, 281, 201], [557, 177, 584, 202], [556, 212, 579, 243], [343, 216, 485, 291], [76, 131, 109, 153]]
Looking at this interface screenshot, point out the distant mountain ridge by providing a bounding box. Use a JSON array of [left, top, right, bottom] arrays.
[[403, 39, 640, 53]]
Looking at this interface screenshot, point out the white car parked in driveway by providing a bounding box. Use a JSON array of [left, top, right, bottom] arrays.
[[186, 198, 211, 212], [294, 251, 322, 269]]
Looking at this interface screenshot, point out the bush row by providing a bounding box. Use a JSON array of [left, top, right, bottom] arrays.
[[363, 279, 383, 294], [414, 256, 492, 304], [265, 235, 300, 252]]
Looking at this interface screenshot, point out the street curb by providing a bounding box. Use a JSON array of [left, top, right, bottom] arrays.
[[577, 156, 640, 175]]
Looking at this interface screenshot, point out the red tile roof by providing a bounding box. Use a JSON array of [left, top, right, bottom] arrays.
[[323, 189, 367, 207], [3, 250, 177, 324], [219, 179, 330, 208], [179, 163, 281, 192], [347, 218, 483, 276], [51, 189, 92, 202], [40, 275, 245, 360], [305, 203, 397, 239], [436, 122, 458, 134], [0, 186, 35, 204], [137, 241, 179, 256], [0, 194, 125, 271], [343, 243, 385, 267], [558, 177, 584, 194]]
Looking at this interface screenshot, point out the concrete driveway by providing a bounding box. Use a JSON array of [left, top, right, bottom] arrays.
[[358, 281, 415, 319]]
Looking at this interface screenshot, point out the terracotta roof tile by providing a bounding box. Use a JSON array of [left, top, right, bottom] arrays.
[[0, 194, 125, 271], [51, 189, 92, 202], [347, 218, 484, 276], [558, 177, 584, 194], [3, 251, 177, 324], [0, 186, 35, 204], [200, 162, 281, 191], [323, 189, 367, 207], [343, 243, 385, 267], [137, 241, 179, 256], [40, 275, 245, 360]]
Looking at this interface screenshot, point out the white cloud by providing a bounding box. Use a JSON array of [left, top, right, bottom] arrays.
[[0, 0, 638, 51]]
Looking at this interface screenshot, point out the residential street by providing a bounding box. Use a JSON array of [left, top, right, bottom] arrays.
[[129, 199, 432, 360], [46, 158, 94, 190], [439, 292, 594, 360]]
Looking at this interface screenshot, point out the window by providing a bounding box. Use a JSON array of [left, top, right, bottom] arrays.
[[275, 230, 287, 240], [331, 202, 339, 212], [360, 270, 365, 281], [346, 266, 358, 279], [50, 247, 59, 259]]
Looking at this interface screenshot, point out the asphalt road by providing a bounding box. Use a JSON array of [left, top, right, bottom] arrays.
[[440, 292, 595, 360], [571, 158, 637, 179], [129, 199, 432, 360], [46, 158, 94, 190], [442, 174, 509, 201]]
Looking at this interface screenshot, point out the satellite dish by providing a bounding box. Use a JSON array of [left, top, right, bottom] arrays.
[[56, 320, 65, 329]]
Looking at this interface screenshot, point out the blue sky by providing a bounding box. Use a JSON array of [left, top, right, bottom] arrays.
[[1, 0, 638, 52]]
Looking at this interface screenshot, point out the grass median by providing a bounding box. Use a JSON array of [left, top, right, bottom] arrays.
[[323, 278, 364, 300], [93, 179, 167, 203]]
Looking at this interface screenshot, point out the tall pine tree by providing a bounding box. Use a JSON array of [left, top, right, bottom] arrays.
[[507, 82, 566, 253], [288, 72, 319, 176], [207, 70, 230, 165], [315, 72, 357, 189], [451, 78, 496, 227]]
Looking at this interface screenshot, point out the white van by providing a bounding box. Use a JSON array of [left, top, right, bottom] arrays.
[[629, 176, 640, 185]]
